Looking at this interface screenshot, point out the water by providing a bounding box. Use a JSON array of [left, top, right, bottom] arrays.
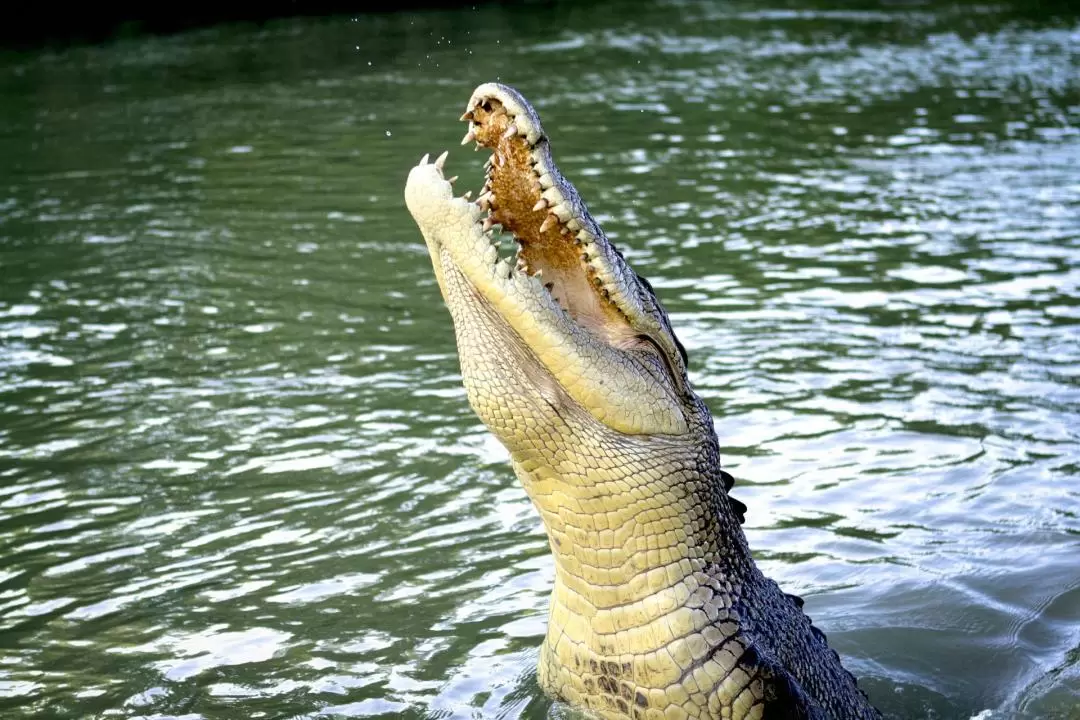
[[0, 2, 1077, 718]]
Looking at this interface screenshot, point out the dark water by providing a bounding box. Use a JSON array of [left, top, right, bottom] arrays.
[[0, 2, 1078, 718]]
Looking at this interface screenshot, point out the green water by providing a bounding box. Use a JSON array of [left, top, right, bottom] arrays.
[[0, 2, 1078, 718]]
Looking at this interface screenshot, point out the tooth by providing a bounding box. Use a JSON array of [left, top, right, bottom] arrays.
[[419, 153, 430, 165], [447, 176, 458, 184], [483, 245, 498, 264], [434, 151, 449, 171], [539, 216, 555, 233], [542, 188, 560, 203], [502, 125, 518, 140], [461, 129, 476, 146], [576, 230, 591, 244], [483, 217, 497, 232], [478, 192, 493, 211], [532, 199, 547, 212], [552, 205, 571, 222], [459, 111, 474, 122], [495, 259, 512, 278], [538, 173, 553, 189]]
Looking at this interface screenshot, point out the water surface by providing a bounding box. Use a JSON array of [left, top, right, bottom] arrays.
[[0, 2, 1078, 718]]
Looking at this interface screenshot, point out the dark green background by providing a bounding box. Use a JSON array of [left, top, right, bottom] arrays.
[[0, 1, 1078, 717]]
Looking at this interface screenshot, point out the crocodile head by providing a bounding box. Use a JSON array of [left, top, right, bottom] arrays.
[[405, 83, 707, 446]]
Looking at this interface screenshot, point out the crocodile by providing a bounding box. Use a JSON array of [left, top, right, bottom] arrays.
[[404, 83, 882, 720]]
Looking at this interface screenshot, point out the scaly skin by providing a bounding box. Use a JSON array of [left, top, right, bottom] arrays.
[[404, 83, 881, 720]]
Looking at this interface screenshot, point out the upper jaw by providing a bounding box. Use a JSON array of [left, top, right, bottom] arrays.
[[461, 83, 688, 384]]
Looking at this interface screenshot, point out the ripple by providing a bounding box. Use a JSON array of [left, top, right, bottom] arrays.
[[126, 626, 294, 682]]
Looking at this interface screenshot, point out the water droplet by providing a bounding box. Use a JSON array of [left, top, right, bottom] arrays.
[[385, 130, 392, 137]]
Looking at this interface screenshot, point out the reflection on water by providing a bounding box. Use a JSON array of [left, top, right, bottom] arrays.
[[0, 1, 1077, 718]]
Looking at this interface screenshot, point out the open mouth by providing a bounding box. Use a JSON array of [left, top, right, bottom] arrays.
[[457, 87, 637, 346]]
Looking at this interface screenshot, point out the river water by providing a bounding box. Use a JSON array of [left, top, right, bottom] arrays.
[[0, 2, 1077, 718]]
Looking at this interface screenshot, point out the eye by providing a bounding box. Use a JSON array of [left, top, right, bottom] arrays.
[[673, 335, 688, 367], [636, 334, 682, 385]]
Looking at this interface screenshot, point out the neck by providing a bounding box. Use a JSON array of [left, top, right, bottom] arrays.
[[510, 449, 756, 689]]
